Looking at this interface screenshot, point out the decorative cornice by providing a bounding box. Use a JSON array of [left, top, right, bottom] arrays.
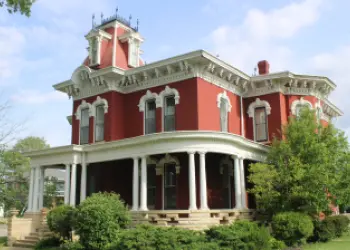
[[247, 98, 271, 118], [217, 90, 232, 112], [53, 50, 342, 118]]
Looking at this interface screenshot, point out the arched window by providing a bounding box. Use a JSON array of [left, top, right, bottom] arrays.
[[159, 86, 180, 132], [139, 90, 159, 135], [291, 97, 313, 118], [217, 91, 232, 132], [92, 96, 108, 142], [247, 98, 271, 142], [75, 100, 93, 145]]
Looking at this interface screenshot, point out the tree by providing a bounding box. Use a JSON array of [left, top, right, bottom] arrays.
[[0, 0, 35, 17], [248, 109, 350, 219], [0, 136, 50, 212]]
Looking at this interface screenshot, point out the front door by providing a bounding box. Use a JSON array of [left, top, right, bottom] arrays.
[[164, 163, 177, 209]]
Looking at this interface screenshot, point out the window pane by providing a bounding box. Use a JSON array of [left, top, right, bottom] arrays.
[[147, 164, 156, 207], [145, 100, 156, 134], [165, 96, 175, 116], [95, 124, 104, 142], [164, 115, 175, 131], [255, 107, 267, 141], [164, 163, 176, 209], [80, 126, 89, 144], [81, 109, 89, 126], [165, 164, 176, 187], [96, 105, 104, 123]]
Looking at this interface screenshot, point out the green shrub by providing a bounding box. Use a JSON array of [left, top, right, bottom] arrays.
[[34, 236, 61, 250], [309, 218, 336, 242], [205, 220, 274, 250], [328, 215, 350, 237], [74, 192, 130, 250], [112, 224, 206, 250], [47, 205, 75, 240], [269, 238, 286, 250], [271, 212, 314, 246], [60, 240, 84, 250]]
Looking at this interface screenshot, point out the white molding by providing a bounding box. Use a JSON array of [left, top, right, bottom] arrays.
[[217, 90, 232, 112], [138, 90, 159, 112], [247, 98, 271, 142], [75, 100, 93, 120], [247, 98, 271, 118], [25, 131, 268, 168], [158, 86, 180, 108], [290, 97, 313, 115], [92, 96, 109, 115]]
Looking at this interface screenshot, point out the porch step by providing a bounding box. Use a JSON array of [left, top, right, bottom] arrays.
[[12, 240, 36, 248]]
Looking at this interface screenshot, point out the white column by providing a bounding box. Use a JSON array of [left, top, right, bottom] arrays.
[[188, 151, 197, 210], [80, 163, 87, 203], [239, 157, 247, 209], [70, 164, 77, 206], [199, 152, 208, 210], [27, 168, 35, 212], [139, 156, 148, 211], [233, 156, 242, 209], [39, 167, 45, 209], [32, 166, 40, 212], [131, 157, 139, 211], [64, 164, 70, 205]]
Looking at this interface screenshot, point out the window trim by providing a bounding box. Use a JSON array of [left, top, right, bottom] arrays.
[[163, 95, 176, 132], [247, 98, 271, 142], [145, 98, 157, 135], [159, 86, 180, 132], [79, 108, 90, 145], [217, 91, 232, 132], [291, 97, 313, 117], [94, 105, 105, 142], [138, 90, 160, 135], [92, 96, 108, 143], [254, 107, 269, 142]]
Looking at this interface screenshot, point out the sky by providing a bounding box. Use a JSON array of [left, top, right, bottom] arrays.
[[0, 0, 350, 146]]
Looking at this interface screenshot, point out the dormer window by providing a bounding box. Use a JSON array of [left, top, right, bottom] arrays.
[[85, 29, 112, 67], [90, 37, 100, 66], [217, 91, 232, 132], [164, 96, 175, 131], [128, 38, 139, 67]]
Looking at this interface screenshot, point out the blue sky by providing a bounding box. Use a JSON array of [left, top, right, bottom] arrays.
[[0, 0, 350, 146]]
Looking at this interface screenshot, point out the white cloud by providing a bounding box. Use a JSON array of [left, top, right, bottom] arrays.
[[205, 0, 325, 73], [11, 90, 67, 104]]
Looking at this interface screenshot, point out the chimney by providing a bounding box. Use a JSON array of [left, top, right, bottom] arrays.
[[257, 60, 270, 75]]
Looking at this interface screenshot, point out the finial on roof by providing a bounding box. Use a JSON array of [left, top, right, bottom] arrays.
[[129, 14, 132, 24], [253, 67, 257, 76], [116, 7, 118, 16], [92, 14, 95, 28], [136, 19, 139, 31], [101, 12, 104, 22], [216, 54, 220, 58]]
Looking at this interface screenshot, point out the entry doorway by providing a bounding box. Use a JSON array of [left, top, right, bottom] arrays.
[[163, 163, 177, 209]]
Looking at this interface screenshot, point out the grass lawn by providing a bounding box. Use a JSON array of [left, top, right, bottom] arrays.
[[304, 234, 350, 250]]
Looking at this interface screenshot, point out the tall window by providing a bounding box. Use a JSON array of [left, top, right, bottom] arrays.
[[95, 105, 105, 142], [145, 99, 156, 134], [220, 98, 229, 132], [254, 107, 268, 142], [147, 164, 156, 208], [80, 108, 89, 144], [164, 96, 176, 131]]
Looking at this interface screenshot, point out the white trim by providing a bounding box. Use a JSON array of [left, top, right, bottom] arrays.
[[112, 23, 118, 67], [159, 86, 180, 132], [138, 90, 159, 112], [75, 100, 93, 120], [217, 91, 232, 112], [247, 98, 271, 142], [24, 131, 268, 168], [92, 96, 109, 115], [247, 98, 271, 118], [158, 86, 180, 107], [290, 97, 313, 115]]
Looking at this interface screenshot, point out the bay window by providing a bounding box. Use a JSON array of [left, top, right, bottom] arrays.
[[80, 108, 89, 144], [254, 107, 268, 142], [164, 95, 176, 131], [145, 99, 156, 134], [95, 105, 105, 142]]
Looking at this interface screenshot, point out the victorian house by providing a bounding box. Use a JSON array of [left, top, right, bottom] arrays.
[[21, 13, 342, 229]]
